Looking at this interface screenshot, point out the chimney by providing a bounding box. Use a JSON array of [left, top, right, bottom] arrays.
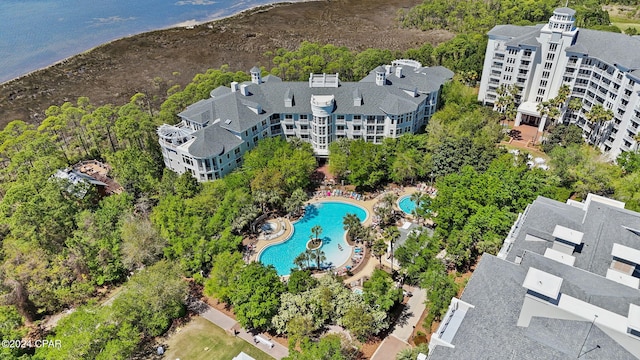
[[240, 84, 249, 96], [230, 82, 239, 92], [395, 66, 403, 78]]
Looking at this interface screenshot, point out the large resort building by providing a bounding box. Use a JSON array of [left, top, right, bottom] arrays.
[[478, 7, 640, 159], [429, 194, 640, 359], [157, 61, 453, 181]]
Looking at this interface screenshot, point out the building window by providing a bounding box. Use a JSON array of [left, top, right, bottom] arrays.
[[286, 125, 294, 130], [544, 62, 553, 70], [353, 115, 361, 120], [546, 53, 555, 61], [524, 50, 532, 57], [285, 114, 293, 120], [538, 89, 546, 96], [251, 125, 258, 132], [337, 115, 345, 120], [542, 71, 550, 79], [261, 120, 267, 127], [353, 125, 361, 131], [234, 148, 240, 154], [549, 43, 558, 52], [540, 80, 548, 87], [536, 96, 543, 102]]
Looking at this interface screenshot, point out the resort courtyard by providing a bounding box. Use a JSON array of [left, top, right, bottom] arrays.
[[248, 182, 436, 283]]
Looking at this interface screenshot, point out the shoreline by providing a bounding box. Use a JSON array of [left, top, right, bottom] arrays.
[[1, 1, 314, 86], [0, 0, 453, 127]]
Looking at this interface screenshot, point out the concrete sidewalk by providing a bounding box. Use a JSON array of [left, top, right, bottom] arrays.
[[371, 285, 427, 359], [198, 302, 289, 360], [392, 286, 427, 342], [371, 335, 410, 360]]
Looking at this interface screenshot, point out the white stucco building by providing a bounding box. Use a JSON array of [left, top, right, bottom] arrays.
[[478, 7, 640, 158], [158, 61, 453, 181]]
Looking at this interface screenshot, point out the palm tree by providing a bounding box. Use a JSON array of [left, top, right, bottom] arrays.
[[381, 192, 398, 208], [313, 248, 326, 270], [310, 225, 323, 244], [372, 238, 387, 267], [409, 191, 423, 206], [383, 227, 401, 273], [304, 249, 314, 269], [284, 188, 308, 216], [360, 226, 374, 248], [555, 84, 571, 106], [585, 104, 614, 145], [294, 252, 309, 270], [567, 97, 583, 124], [377, 192, 398, 226], [634, 133, 640, 153], [343, 213, 361, 242]]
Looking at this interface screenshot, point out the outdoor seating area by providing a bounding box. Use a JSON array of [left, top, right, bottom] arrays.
[[257, 219, 286, 241], [73, 160, 123, 195], [416, 183, 437, 196], [335, 246, 366, 276], [314, 189, 365, 201]]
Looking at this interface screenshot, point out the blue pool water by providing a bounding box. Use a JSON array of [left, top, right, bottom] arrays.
[[398, 195, 417, 215], [259, 202, 367, 276]]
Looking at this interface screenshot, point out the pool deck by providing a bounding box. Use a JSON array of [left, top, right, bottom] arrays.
[[249, 196, 378, 274], [249, 185, 428, 279]]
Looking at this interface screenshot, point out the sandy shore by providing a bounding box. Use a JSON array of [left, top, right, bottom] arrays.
[[0, 0, 453, 128]]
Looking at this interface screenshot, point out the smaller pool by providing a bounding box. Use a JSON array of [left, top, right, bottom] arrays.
[[398, 195, 418, 215]]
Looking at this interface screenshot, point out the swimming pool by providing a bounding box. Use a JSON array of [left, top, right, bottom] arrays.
[[398, 195, 418, 215], [258, 201, 368, 276]]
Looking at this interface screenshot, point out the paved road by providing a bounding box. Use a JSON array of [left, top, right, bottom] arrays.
[[198, 302, 289, 360]]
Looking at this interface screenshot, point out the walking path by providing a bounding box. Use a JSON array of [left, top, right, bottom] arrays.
[[370, 285, 427, 359], [198, 302, 289, 360]]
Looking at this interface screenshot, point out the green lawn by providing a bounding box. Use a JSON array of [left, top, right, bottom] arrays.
[[612, 22, 640, 32], [162, 317, 274, 360]]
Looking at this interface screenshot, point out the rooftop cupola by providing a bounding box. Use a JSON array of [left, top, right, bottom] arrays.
[[549, 7, 576, 32], [374, 66, 386, 86], [250, 66, 262, 84]]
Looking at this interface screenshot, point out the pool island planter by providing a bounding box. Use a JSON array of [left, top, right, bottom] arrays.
[[306, 239, 322, 250], [257, 200, 369, 276]]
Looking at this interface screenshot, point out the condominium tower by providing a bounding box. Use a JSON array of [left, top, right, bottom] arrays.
[[478, 7, 640, 159], [158, 61, 453, 181]]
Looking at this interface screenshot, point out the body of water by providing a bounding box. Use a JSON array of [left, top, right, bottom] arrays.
[[258, 201, 368, 276], [0, 0, 295, 83]]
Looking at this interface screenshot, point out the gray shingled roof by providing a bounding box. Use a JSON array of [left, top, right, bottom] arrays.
[[489, 22, 640, 70], [187, 122, 242, 157], [505, 196, 640, 279], [555, 7, 576, 16], [488, 24, 543, 39], [567, 29, 640, 69], [262, 74, 282, 83], [178, 64, 453, 139], [175, 65, 453, 161], [428, 253, 639, 360]]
